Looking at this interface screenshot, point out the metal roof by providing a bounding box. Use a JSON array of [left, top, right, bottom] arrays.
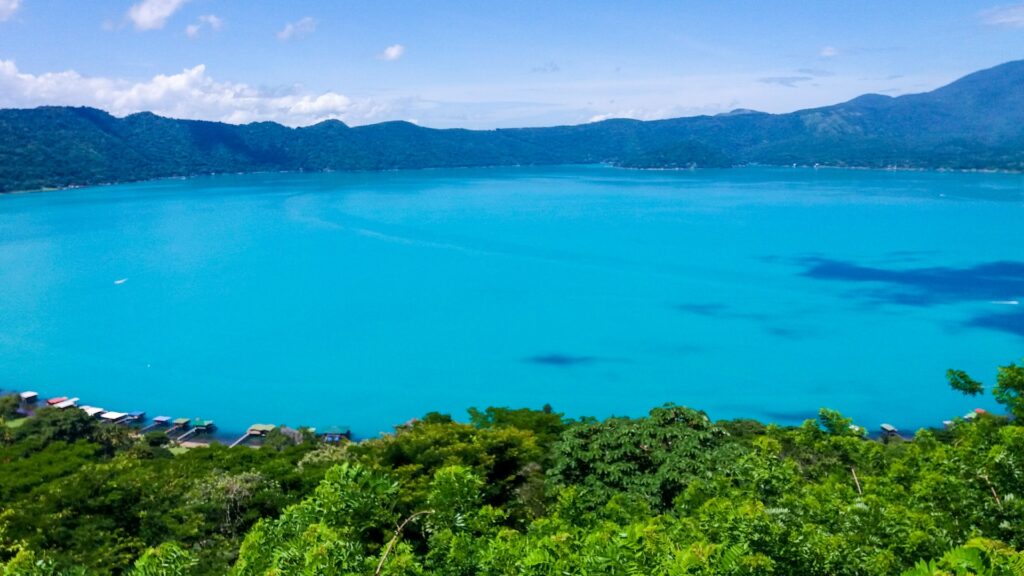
[[54, 398, 79, 409]]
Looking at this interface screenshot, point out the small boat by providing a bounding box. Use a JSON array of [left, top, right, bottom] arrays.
[[46, 396, 68, 406]]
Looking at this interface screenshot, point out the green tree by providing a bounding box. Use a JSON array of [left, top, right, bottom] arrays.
[[0, 395, 20, 421], [817, 408, 865, 437], [0, 547, 86, 576], [901, 538, 1024, 576], [548, 404, 741, 510], [231, 463, 400, 576], [127, 543, 198, 576], [467, 406, 566, 451], [948, 369, 985, 396], [993, 360, 1024, 420]]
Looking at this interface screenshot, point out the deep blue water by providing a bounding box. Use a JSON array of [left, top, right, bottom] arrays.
[[1, 166, 1022, 437]]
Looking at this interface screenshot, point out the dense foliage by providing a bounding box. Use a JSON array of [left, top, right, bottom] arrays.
[[3, 60, 1024, 192], [1, 362, 1023, 575]]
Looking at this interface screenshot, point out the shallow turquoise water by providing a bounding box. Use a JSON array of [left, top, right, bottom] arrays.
[[1, 166, 1022, 436]]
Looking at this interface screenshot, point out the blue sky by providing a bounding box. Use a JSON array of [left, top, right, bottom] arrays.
[[0, 0, 1022, 127]]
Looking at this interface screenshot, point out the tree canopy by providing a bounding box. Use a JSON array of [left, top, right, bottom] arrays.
[[2, 362, 1023, 574]]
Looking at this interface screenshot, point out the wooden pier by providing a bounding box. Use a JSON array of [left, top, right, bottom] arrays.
[[140, 416, 171, 432], [167, 417, 192, 435], [80, 406, 105, 418], [177, 419, 215, 442], [229, 423, 276, 448]]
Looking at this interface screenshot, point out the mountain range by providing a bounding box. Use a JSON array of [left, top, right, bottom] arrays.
[[2, 59, 1023, 192]]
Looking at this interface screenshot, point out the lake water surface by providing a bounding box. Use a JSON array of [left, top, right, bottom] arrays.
[[1, 166, 1022, 436]]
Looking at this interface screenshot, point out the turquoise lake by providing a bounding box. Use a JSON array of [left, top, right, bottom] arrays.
[[1, 165, 1022, 437]]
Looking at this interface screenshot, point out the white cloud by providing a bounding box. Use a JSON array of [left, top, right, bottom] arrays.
[[819, 45, 839, 58], [0, 58, 953, 130], [378, 44, 405, 61], [0, 0, 21, 22], [0, 59, 370, 126], [185, 14, 222, 38], [531, 61, 561, 73], [128, 0, 189, 30], [277, 17, 316, 41], [758, 75, 815, 87], [981, 4, 1024, 27], [587, 104, 725, 124]]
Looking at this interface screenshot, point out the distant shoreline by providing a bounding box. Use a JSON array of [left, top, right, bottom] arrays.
[[3, 162, 1022, 196], [3, 385, 990, 445]]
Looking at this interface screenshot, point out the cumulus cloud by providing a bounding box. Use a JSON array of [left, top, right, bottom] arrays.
[[0, 59, 374, 126], [277, 17, 316, 41], [378, 44, 405, 61], [128, 0, 189, 30], [819, 45, 839, 57], [0, 58, 942, 130], [587, 103, 729, 124], [0, 0, 21, 22], [981, 4, 1024, 27], [185, 14, 222, 38], [796, 68, 834, 77], [531, 61, 561, 73], [758, 76, 815, 87]]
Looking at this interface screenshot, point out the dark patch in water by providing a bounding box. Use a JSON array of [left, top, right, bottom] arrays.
[[765, 326, 809, 340], [796, 257, 1024, 339], [886, 249, 937, 257], [676, 302, 770, 322], [798, 257, 1024, 306], [675, 303, 729, 317], [758, 409, 818, 423], [676, 302, 812, 340], [668, 343, 705, 356], [966, 309, 1024, 338], [525, 354, 599, 367]]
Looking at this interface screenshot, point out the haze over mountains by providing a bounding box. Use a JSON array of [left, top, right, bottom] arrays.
[[1, 60, 1023, 192]]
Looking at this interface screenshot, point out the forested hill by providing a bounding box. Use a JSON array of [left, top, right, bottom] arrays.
[[2, 59, 1024, 192]]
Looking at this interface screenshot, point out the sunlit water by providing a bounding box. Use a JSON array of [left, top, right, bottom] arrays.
[[1, 166, 1022, 437]]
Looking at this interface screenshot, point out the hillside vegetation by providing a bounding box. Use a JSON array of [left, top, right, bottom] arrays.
[[2, 60, 1024, 192], [1, 361, 1023, 575]]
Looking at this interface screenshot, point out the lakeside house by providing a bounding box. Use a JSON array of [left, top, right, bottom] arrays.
[[81, 406, 105, 418], [100, 411, 129, 424], [53, 398, 79, 409], [319, 425, 352, 443]]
